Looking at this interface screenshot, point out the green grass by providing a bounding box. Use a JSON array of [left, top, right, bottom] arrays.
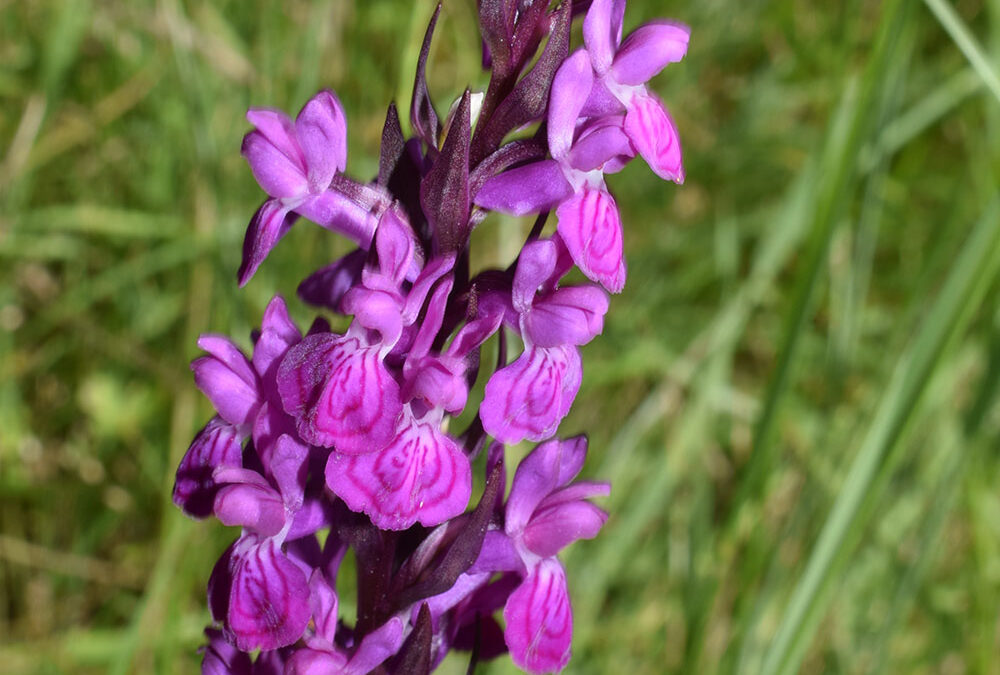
[[3, 0, 1000, 673]]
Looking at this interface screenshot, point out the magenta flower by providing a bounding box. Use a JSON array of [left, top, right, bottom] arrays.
[[481, 238, 606, 444], [501, 436, 609, 673], [239, 90, 379, 285], [583, 0, 689, 182]]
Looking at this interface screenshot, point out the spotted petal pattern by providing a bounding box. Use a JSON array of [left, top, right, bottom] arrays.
[[223, 539, 311, 652], [277, 333, 402, 454], [326, 414, 471, 530], [556, 187, 626, 294], [481, 345, 582, 444], [503, 558, 573, 674]]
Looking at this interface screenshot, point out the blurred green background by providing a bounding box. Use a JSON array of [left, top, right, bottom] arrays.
[[3, 0, 1000, 672]]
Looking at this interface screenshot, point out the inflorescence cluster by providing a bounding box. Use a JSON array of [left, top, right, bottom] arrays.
[[174, 1, 687, 672]]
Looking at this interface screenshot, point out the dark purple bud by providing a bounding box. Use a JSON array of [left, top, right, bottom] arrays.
[[377, 103, 405, 187], [420, 90, 472, 253], [297, 249, 366, 313], [474, 1, 571, 156]]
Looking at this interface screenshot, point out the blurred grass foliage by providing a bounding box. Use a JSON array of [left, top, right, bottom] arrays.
[[2, 0, 1000, 673]]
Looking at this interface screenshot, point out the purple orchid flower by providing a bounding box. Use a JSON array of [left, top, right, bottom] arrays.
[[178, 296, 302, 518], [239, 90, 379, 286], [501, 436, 609, 673], [582, 0, 689, 182], [481, 238, 607, 444]]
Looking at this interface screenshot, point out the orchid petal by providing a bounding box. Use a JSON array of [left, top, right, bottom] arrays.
[[446, 302, 504, 359], [481, 345, 582, 444], [556, 187, 626, 293], [214, 481, 285, 537], [201, 628, 253, 675], [308, 570, 339, 645], [277, 333, 402, 454], [173, 417, 243, 519], [567, 117, 633, 172], [238, 199, 298, 287], [611, 21, 690, 85], [341, 288, 404, 348], [505, 436, 593, 536], [327, 416, 471, 530], [504, 558, 573, 674], [512, 239, 557, 314], [246, 108, 302, 168], [404, 355, 468, 413], [582, 0, 626, 75], [623, 92, 684, 183], [505, 437, 562, 536], [241, 130, 309, 199], [192, 336, 260, 427], [297, 249, 366, 313], [523, 285, 608, 348], [285, 650, 349, 675], [295, 90, 348, 189], [224, 539, 311, 652], [344, 617, 405, 675], [547, 50, 594, 160], [294, 189, 378, 248], [252, 295, 301, 379], [523, 500, 608, 557], [372, 207, 415, 286], [407, 277, 454, 361], [474, 160, 573, 216], [267, 434, 309, 510]]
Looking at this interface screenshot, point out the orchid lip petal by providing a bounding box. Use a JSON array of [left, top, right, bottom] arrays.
[[556, 187, 626, 293], [481, 345, 582, 445], [224, 538, 311, 651], [503, 558, 573, 674], [277, 333, 402, 454], [326, 412, 472, 530]]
